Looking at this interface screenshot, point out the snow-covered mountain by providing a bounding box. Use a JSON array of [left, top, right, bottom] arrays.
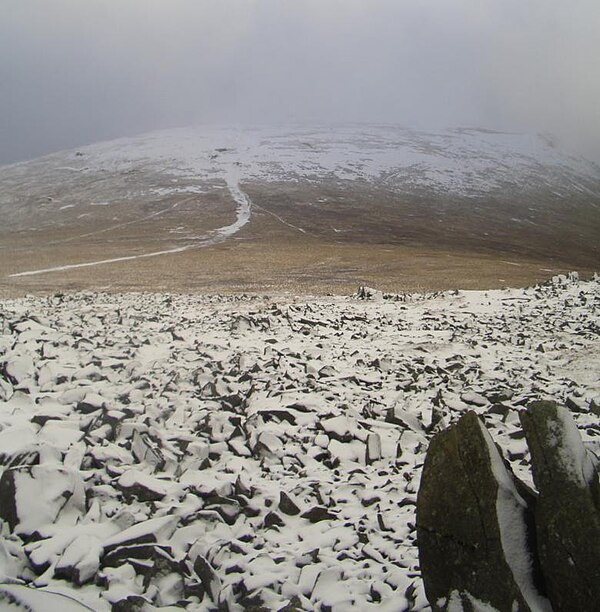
[[2, 125, 600, 208], [1, 126, 599, 292]]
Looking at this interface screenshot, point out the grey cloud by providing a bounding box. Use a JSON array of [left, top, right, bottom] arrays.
[[1, 0, 599, 164]]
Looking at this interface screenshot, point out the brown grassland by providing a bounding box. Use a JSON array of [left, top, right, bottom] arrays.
[[1, 180, 598, 298]]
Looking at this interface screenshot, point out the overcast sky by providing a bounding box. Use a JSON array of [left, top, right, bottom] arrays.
[[1, 0, 599, 165]]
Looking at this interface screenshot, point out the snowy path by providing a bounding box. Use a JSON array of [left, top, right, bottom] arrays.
[[8, 178, 252, 278], [0, 200, 194, 256], [253, 203, 307, 234], [45, 199, 192, 246]]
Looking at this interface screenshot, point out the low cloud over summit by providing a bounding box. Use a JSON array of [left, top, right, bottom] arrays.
[[1, 0, 599, 164]]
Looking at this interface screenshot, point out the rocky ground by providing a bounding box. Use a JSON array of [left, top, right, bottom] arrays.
[[0, 273, 599, 610]]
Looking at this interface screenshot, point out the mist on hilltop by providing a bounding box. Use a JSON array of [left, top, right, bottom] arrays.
[[1, 0, 599, 165]]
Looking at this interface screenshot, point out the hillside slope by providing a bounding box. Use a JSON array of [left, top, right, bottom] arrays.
[[1, 126, 598, 296]]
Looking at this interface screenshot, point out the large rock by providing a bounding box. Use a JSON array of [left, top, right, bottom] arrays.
[[0, 465, 85, 536], [0, 424, 39, 469], [416, 411, 549, 611], [521, 401, 600, 610]]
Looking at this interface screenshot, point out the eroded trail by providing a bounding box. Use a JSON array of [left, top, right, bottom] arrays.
[[9, 177, 252, 278]]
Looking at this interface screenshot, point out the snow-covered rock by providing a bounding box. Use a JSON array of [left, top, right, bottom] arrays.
[[0, 274, 597, 608], [0, 465, 85, 536], [521, 401, 600, 610], [416, 411, 548, 611]]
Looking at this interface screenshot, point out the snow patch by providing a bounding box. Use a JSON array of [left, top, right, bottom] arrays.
[[479, 420, 551, 612]]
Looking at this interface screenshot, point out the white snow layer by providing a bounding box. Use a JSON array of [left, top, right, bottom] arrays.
[[478, 421, 552, 612], [3, 125, 599, 200], [61, 125, 600, 194], [0, 273, 598, 609], [552, 405, 598, 487]]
